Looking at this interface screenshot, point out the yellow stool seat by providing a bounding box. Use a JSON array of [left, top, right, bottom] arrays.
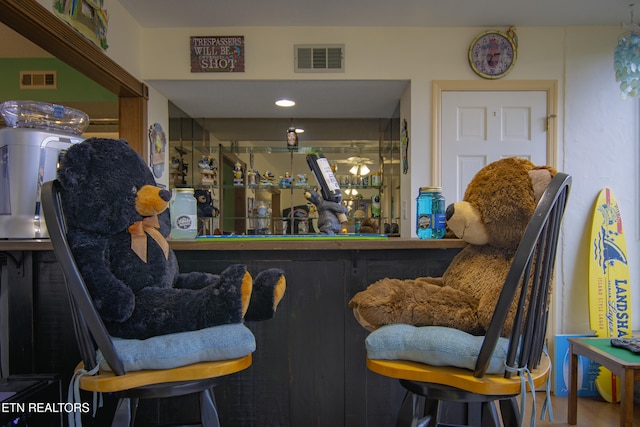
[[77, 354, 252, 393], [366, 352, 550, 396]]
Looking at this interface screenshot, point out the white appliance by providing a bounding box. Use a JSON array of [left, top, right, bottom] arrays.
[[0, 127, 82, 239]]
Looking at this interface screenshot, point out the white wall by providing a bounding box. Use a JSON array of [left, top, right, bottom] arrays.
[[561, 27, 638, 334], [98, 4, 639, 334]]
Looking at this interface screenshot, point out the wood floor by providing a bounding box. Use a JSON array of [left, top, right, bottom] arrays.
[[523, 393, 640, 426]]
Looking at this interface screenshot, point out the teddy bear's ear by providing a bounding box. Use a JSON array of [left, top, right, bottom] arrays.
[[57, 138, 96, 189], [528, 166, 556, 203]]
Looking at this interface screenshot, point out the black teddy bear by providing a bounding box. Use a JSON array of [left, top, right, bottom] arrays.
[[56, 138, 286, 339], [194, 189, 218, 218]]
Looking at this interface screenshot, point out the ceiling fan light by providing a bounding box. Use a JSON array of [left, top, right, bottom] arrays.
[[360, 164, 370, 176], [349, 165, 359, 175]]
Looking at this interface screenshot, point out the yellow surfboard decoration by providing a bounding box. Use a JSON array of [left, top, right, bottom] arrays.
[[588, 188, 632, 403]]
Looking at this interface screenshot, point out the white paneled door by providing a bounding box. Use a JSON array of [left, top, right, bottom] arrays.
[[441, 90, 548, 205]]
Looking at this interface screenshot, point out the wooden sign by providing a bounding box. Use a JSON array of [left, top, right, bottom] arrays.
[[190, 36, 245, 73]]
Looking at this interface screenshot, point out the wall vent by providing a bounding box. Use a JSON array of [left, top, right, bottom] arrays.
[[20, 71, 57, 89], [294, 44, 344, 73]]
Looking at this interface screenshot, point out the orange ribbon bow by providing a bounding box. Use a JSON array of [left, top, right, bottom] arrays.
[[128, 215, 169, 263]]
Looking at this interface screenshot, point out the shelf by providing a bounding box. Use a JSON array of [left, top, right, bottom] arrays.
[[173, 183, 218, 190], [168, 139, 400, 236], [226, 183, 384, 191], [220, 145, 381, 155]]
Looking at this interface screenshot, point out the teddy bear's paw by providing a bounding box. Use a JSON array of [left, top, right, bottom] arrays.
[[349, 302, 401, 331], [349, 294, 398, 331], [244, 269, 286, 321], [352, 308, 377, 332], [218, 264, 253, 317], [240, 270, 253, 317]]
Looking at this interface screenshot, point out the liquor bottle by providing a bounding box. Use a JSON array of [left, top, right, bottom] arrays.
[[306, 152, 347, 223], [306, 152, 342, 202]]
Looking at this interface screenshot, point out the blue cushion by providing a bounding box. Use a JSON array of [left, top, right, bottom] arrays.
[[98, 323, 256, 371], [365, 324, 509, 374]]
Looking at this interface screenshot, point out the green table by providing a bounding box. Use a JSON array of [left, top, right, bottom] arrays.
[[568, 337, 640, 427]]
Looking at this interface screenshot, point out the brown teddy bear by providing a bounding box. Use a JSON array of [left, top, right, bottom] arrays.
[[349, 157, 555, 337]]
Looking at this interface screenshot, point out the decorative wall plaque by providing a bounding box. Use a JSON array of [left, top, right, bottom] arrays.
[[190, 36, 245, 73]]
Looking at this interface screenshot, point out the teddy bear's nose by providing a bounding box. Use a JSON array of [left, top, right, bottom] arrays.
[[445, 204, 455, 221], [159, 189, 172, 202]]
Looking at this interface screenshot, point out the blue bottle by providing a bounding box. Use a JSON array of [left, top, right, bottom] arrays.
[[416, 187, 446, 239]]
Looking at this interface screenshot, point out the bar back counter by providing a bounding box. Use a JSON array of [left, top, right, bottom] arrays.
[[0, 237, 464, 426]]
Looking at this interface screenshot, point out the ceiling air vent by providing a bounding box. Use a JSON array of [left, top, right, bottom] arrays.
[[20, 71, 57, 89], [294, 44, 344, 73]]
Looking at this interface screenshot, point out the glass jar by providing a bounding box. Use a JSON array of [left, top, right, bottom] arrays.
[[170, 188, 197, 240], [416, 186, 446, 239]]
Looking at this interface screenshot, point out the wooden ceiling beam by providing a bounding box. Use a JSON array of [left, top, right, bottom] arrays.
[[0, 0, 148, 154]]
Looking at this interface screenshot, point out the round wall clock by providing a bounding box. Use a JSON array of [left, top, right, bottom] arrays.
[[468, 30, 517, 79]]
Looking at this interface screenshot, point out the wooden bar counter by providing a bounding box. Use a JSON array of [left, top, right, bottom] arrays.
[[0, 237, 464, 426]]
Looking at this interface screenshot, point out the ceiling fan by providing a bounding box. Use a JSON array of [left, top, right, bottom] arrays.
[[336, 156, 373, 165], [336, 156, 374, 175]]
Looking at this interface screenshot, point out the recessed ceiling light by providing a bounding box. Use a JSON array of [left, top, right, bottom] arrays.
[[275, 99, 295, 107]]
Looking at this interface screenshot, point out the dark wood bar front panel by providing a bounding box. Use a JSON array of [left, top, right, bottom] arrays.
[[0, 240, 462, 426]]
